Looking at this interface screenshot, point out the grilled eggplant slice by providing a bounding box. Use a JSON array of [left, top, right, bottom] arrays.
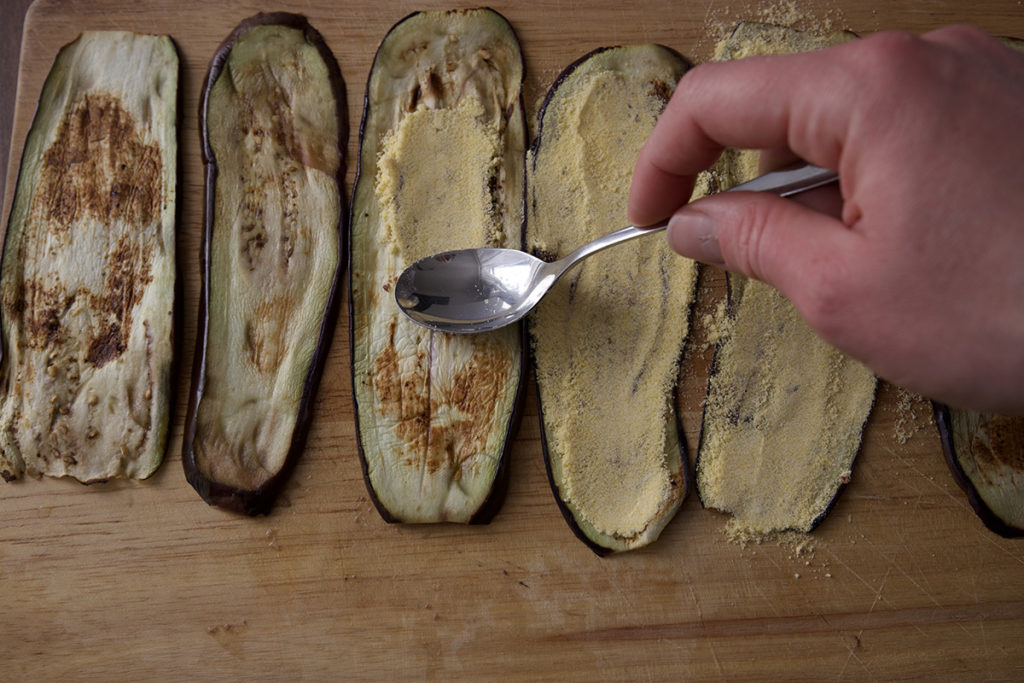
[[695, 23, 876, 542], [528, 46, 694, 554], [0, 31, 178, 483], [936, 406, 1024, 537], [350, 9, 525, 523], [184, 14, 346, 514]]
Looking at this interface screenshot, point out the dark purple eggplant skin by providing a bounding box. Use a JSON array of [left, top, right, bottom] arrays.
[[347, 9, 527, 525], [528, 45, 693, 555], [933, 403, 1024, 538], [183, 12, 347, 516], [693, 272, 876, 532]]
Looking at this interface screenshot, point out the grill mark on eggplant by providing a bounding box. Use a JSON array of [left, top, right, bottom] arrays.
[[225, 59, 339, 177], [967, 416, 1024, 475], [427, 340, 514, 476], [88, 232, 156, 368], [36, 93, 163, 232], [648, 79, 672, 102], [371, 342, 429, 453], [23, 94, 160, 370], [372, 333, 516, 480], [16, 96, 159, 387]]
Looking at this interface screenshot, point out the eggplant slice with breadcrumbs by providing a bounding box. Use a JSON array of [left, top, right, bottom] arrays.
[[349, 9, 526, 523], [0, 31, 178, 483], [528, 45, 695, 554], [183, 13, 346, 514], [694, 23, 876, 543]]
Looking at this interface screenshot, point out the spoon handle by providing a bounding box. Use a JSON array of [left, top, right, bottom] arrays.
[[554, 224, 668, 274], [553, 162, 838, 277], [731, 161, 837, 197]]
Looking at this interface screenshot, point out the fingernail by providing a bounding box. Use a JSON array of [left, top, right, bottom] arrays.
[[668, 210, 723, 265]]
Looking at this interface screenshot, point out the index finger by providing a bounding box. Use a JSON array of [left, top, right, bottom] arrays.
[[627, 45, 851, 227]]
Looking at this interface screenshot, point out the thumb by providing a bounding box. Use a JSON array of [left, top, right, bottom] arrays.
[[666, 189, 857, 302]]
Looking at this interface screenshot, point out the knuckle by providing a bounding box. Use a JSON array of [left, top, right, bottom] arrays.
[[858, 29, 922, 68], [720, 197, 805, 285], [929, 24, 992, 48], [718, 200, 773, 280], [678, 61, 721, 97], [844, 31, 933, 96], [837, 31, 949, 142]]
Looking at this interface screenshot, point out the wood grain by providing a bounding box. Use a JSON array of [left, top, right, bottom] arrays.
[[3, 1, 1024, 679]]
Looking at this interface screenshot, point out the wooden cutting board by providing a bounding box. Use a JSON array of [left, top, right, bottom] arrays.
[[4, 0, 1024, 678]]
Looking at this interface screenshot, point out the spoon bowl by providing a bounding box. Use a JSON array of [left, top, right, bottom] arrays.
[[395, 162, 838, 334], [395, 247, 558, 334]]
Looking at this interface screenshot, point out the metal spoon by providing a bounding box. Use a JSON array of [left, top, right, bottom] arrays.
[[395, 162, 837, 334]]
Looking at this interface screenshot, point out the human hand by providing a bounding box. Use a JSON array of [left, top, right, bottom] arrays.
[[629, 26, 1024, 414]]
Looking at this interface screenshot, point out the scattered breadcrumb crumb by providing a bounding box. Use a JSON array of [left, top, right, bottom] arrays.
[[892, 386, 935, 445], [700, 0, 849, 56], [699, 298, 730, 353]]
